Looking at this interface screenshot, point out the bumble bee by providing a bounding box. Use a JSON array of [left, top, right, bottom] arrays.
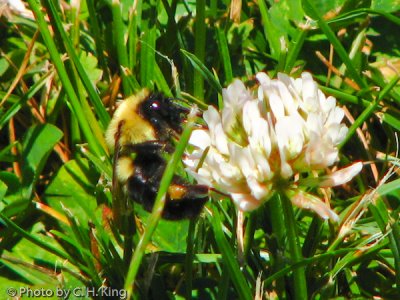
[[106, 89, 208, 220]]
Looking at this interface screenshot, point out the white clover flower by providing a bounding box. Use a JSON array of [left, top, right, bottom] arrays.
[[2, 0, 34, 19], [184, 72, 363, 221]]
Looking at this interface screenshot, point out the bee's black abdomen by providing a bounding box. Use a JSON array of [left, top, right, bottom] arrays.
[[127, 175, 157, 212], [126, 154, 209, 220], [162, 196, 208, 220], [126, 150, 164, 211], [127, 174, 209, 220]]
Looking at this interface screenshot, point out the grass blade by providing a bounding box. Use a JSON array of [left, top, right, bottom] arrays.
[[181, 49, 222, 93], [208, 207, 253, 300]]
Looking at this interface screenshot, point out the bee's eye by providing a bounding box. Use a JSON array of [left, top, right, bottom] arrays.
[[150, 101, 160, 110]]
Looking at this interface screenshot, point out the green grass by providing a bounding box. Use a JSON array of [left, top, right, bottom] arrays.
[[1, 0, 400, 299]]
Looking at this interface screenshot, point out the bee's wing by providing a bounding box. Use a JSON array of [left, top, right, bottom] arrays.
[[112, 121, 135, 236]]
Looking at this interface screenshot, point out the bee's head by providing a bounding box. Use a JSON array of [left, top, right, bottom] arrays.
[[139, 93, 188, 136]]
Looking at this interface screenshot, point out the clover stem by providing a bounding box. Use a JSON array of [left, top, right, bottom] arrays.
[[280, 193, 308, 299]]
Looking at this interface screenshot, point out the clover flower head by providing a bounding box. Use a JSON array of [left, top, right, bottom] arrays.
[[4, 0, 34, 19], [184, 72, 362, 221]]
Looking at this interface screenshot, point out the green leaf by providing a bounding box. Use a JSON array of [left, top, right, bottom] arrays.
[[194, 0, 206, 99], [380, 110, 400, 131], [0, 210, 71, 262], [258, 0, 282, 59], [0, 180, 7, 202], [0, 172, 22, 209], [0, 57, 10, 77], [43, 158, 99, 227], [20, 124, 63, 200], [139, 1, 158, 90], [216, 27, 233, 84], [0, 278, 28, 298], [377, 178, 400, 196], [0, 224, 63, 285], [372, 0, 400, 12], [0, 73, 51, 130], [302, 0, 347, 19], [135, 205, 190, 252], [79, 51, 103, 85], [0, 229, 86, 292]]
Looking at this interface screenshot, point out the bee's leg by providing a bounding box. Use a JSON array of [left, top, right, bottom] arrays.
[[112, 122, 135, 236]]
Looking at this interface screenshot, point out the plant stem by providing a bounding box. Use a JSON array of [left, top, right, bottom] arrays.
[[194, 0, 205, 99], [243, 211, 256, 261], [112, 0, 132, 95], [280, 193, 308, 299], [185, 219, 195, 300]]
